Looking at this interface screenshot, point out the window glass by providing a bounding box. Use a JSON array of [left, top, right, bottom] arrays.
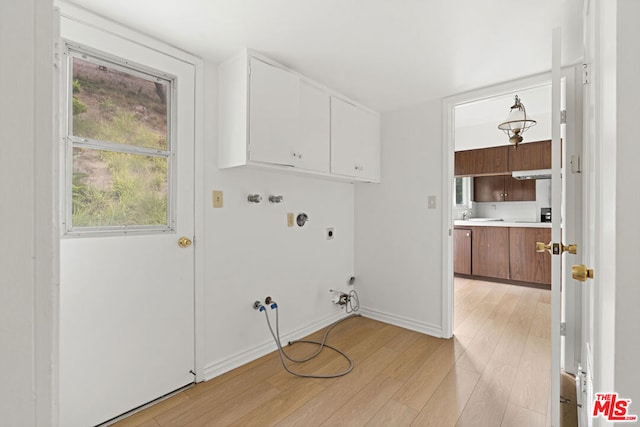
[[455, 177, 472, 207], [66, 50, 173, 233], [72, 147, 168, 227]]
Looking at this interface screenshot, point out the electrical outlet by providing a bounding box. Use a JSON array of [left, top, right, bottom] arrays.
[[287, 212, 294, 227], [212, 190, 223, 208]]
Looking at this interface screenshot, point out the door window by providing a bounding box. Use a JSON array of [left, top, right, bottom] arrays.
[[64, 49, 175, 234]]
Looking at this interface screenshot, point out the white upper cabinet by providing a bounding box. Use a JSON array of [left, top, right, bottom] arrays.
[[298, 81, 330, 173], [330, 97, 380, 182], [248, 58, 300, 166], [218, 50, 378, 182]]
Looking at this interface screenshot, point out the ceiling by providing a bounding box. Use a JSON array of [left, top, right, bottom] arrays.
[[64, 0, 583, 112]]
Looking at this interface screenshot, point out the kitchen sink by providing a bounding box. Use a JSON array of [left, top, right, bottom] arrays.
[[466, 218, 504, 222]]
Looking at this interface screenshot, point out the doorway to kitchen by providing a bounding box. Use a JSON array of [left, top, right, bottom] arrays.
[[442, 66, 584, 426]]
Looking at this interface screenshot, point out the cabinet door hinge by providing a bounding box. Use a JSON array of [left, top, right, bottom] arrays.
[[560, 110, 567, 124], [582, 63, 590, 85], [560, 322, 566, 336]]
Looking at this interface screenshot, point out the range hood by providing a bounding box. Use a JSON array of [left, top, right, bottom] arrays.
[[511, 169, 552, 180]]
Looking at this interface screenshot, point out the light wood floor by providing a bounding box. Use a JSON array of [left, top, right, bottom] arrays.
[[114, 278, 551, 427]]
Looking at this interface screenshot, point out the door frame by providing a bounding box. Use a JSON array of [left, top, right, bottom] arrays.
[[442, 70, 554, 338], [56, 0, 206, 382], [441, 67, 583, 339]]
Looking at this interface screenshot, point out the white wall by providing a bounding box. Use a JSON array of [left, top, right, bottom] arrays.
[[614, 0, 640, 406], [202, 63, 356, 377], [355, 100, 443, 335], [0, 0, 56, 425]]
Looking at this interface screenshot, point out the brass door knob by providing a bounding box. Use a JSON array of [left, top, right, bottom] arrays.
[[572, 264, 594, 281], [536, 242, 551, 253], [536, 242, 578, 255], [178, 237, 192, 248]]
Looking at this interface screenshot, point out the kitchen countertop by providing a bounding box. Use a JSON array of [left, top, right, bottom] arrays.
[[454, 219, 552, 228]]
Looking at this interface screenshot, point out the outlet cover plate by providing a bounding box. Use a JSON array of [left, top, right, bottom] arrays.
[[212, 190, 223, 208]]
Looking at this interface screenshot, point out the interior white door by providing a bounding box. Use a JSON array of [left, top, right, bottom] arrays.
[[579, 0, 597, 423], [58, 17, 196, 427], [550, 27, 563, 427]]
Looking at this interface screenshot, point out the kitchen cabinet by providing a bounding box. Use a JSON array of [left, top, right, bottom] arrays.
[[330, 96, 380, 182], [455, 225, 551, 286], [454, 146, 509, 177], [454, 228, 472, 275], [473, 175, 536, 202], [218, 51, 379, 182], [455, 140, 551, 177], [509, 227, 552, 284], [471, 226, 510, 279], [508, 140, 551, 171]]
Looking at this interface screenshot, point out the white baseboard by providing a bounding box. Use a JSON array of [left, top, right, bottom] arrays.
[[359, 307, 443, 338], [203, 310, 346, 381]]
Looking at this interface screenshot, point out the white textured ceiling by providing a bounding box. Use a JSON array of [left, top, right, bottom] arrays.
[[64, 0, 583, 112]]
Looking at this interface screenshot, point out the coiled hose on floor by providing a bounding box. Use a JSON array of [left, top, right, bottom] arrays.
[[260, 300, 359, 378]]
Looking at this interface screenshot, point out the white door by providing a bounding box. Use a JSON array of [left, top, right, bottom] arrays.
[[59, 17, 196, 427], [579, 1, 598, 423], [550, 27, 563, 427]]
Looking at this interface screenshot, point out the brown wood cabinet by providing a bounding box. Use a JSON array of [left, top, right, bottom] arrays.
[[455, 140, 551, 177], [473, 175, 536, 202], [509, 227, 552, 284], [508, 140, 552, 171], [454, 146, 509, 176], [454, 228, 472, 275], [471, 226, 510, 279]]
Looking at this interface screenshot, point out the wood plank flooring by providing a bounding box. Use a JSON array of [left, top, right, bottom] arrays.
[[113, 278, 551, 427]]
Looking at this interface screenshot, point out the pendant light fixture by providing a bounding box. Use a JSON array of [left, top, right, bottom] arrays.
[[497, 95, 537, 147]]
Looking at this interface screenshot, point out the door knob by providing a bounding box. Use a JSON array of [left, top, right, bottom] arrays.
[[536, 242, 578, 255], [178, 237, 192, 248], [572, 264, 594, 281], [536, 242, 552, 253]]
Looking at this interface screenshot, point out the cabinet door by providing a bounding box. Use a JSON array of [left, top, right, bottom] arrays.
[[297, 81, 330, 173], [249, 58, 300, 166], [471, 227, 510, 279], [504, 176, 536, 201], [473, 176, 505, 202], [330, 97, 380, 181], [454, 228, 472, 275], [509, 227, 551, 284], [455, 146, 509, 176], [474, 176, 536, 202], [508, 140, 551, 171]]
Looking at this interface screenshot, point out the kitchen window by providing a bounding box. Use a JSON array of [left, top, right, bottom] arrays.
[[455, 177, 472, 208]]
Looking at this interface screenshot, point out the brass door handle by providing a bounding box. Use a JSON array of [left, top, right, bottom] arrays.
[[536, 242, 552, 253], [178, 237, 192, 248], [536, 242, 577, 255], [572, 264, 594, 281]]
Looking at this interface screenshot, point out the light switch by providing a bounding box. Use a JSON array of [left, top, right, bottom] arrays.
[[212, 190, 223, 208], [427, 195, 437, 209]]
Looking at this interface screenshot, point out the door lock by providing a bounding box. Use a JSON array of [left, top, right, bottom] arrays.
[[178, 237, 192, 248], [572, 264, 594, 282], [536, 242, 577, 255]]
